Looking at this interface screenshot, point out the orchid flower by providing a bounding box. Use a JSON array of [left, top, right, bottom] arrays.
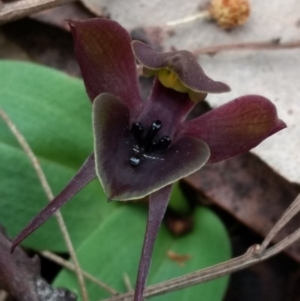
[[11, 18, 286, 301]]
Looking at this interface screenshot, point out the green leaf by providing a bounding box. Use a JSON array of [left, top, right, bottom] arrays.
[[0, 60, 116, 251], [54, 205, 231, 301], [168, 181, 190, 214]]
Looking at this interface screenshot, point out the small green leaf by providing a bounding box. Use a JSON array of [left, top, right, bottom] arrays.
[[168, 181, 190, 214], [0, 60, 116, 251], [54, 205, 231, 301]]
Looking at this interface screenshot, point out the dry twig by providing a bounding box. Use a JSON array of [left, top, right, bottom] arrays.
[[101, 193, 300, 301], [123, 274, 133, 292], [2, 107, 300, 301], [166, 11, 210, 27], [259, 194, 300, 252], [40, 251, 118, 295], [0, 0, 76, 24], [0, 108, 89, 301], [193, 39, 300, 56]]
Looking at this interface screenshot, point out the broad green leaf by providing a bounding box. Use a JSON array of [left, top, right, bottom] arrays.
[[0, 60, 117, 251], [54, 205, 231, 301]]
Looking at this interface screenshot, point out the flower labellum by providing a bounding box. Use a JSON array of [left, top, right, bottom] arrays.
[[11, 18, 286, 301], [132, 40, 230, 101]]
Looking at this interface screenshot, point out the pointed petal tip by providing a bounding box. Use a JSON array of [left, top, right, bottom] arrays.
[[133, 186, 172, 301], [223, 83, 231, 93], [10, 232, 26, 253], [10, 241, 18, 254], [67, 19, 78, 29], [269, 118, 287, 136], [66, 19, 74, 25], [208, 81, 231, 94], [107, 196, 114, 203], [105, 187, 127, 202], [182, 94, 286, 163], [277, 119, 287, 130], [10, 155, 96, 253], [10, 226, 33, 254]]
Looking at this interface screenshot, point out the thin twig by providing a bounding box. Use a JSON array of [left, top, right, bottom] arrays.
[[136, 40, 300, 78], [0, 0, 76, 24], [101, 245, 259, 301], [263, 223, 300, 258], [123, 274, 133, 292], [102, 193, 300, 301], [166, 11, 210, 27], [193, 39, 300, 56], [0, 108, 89, 301], [259, 193, 300, 252], [40, 251, 118, 296]]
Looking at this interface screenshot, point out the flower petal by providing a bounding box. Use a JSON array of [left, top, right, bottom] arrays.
[[134, 185, 172, 301], [93, 94, 210, 200], [137, 79, 195, 138], [11, 154, 96, 252], [69, 18, 142, 114], [181, 95, 286, 163], [132, 40, 230, 94]]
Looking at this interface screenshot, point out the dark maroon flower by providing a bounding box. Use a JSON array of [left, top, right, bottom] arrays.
[[11, 18, 286, 301]]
